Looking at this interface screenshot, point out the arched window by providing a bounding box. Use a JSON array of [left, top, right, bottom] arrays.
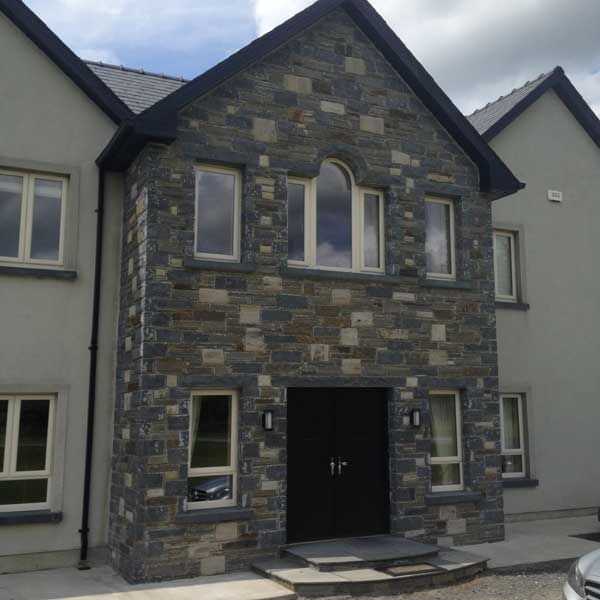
[[287, 159, 384, 273]]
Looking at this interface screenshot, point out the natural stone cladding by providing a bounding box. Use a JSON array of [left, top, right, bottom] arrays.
[[109, 8, 503, 583]]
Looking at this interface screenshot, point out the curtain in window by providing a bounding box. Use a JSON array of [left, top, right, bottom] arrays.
[[425, 202, 451, 274], [363, 193, 380, 268], [430, 395, 457, 457], [495, 234, 513, 296], [191, 396, 202, 467], [502, 397, 520, 450], [0, 174, 23, 258]]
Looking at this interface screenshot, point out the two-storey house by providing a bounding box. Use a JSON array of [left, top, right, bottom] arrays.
[[0, 0, 522, 583]]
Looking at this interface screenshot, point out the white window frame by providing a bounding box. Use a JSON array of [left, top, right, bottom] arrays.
[[188, 389, 239, 510], [425, 196, 456, 280], [194, 164, 242, 262], [0, 169, 68, 267], [287, 159, 385, 274], [500, 393, 526, 479], [429, 390, 463, 492], [493, 230, 518, 302], [0, 395, 55, 512]]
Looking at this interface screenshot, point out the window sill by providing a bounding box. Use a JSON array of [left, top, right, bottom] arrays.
[[0, 510, 62, 526], [184, 257, 256, 273], [282, 265, 417, 284], [0, 265, 77, 280], [502, 478, 539, 488], [495, 301, 530, 311], [419, 278, 473, 290], [176, 506, 253, 524], [424, 491, 482, 505]]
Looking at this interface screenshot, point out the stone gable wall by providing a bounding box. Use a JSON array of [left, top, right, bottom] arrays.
[[109, 8, 503, 582]]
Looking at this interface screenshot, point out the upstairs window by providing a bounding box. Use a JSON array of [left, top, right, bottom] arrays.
[[0, 395, 54, 512], [194, 165, 241, 262], [494, 230, 518, 302], [425, 197, 455, 279], [0, 171, 67, 266], [287, 159, 384, 274]]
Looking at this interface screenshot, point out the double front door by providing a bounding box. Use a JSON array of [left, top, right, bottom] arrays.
[[287, 388, 389, 544]]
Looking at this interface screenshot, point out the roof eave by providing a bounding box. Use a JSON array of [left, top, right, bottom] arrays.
[[96, 117, 176, 170]]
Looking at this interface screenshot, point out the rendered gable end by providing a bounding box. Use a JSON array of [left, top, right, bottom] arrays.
[[0, 12, 117, 161], [491, 87, 600, 517], [0, 10, 122, 569]]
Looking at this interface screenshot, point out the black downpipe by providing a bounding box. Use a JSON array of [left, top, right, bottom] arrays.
[[78, 167, 106, 569]]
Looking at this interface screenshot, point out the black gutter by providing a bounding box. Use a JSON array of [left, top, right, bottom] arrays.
[[78, 167, 106, 569]]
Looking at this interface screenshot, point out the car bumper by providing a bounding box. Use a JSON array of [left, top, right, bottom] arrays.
[[563, 582, 584, 600]]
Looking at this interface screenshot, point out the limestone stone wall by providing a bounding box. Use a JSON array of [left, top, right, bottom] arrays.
[[109, 8, 503, 582]]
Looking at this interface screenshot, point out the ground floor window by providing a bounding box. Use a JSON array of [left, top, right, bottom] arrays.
[[500, 394, 526, 478], [429, 391, 463, 492], [188, 389, 238, 509], [0, 395, 54, 511]]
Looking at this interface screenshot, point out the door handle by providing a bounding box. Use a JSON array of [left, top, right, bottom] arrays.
[[330, 457, 336, 477], [337, 457, 349, 475]]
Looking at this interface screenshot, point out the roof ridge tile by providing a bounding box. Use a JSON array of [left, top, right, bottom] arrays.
[[85, 60, 188, 83]]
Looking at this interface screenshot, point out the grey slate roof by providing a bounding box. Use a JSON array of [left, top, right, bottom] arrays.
[[86, 61, 188, 114], [467, 71, 554, 135]]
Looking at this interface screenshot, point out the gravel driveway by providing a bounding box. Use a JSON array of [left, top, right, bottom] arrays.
[[321, 563, 570, 600]]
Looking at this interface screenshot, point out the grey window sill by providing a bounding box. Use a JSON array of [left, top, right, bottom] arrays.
[[419, 278, 473, 290], [424, 491, 482, 505], [496, 301, 530, 311], [502, 478, 539, 488], [0, 510, 62, 526], [176, 507, 253, 524], [183, 257, 256, 273], [281, 265, 417, 284], [0, 265, 77, 280]]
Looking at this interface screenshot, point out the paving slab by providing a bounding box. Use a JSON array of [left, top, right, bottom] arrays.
[[335, 568, 393, 582], [0, 565, 295, 600], [285, 535, 438, 565], [460, 515, 600, 569]]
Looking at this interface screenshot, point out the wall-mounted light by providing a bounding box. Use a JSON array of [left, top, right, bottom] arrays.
[[410, 409, 422, 428], [262, 409, 274, 431]]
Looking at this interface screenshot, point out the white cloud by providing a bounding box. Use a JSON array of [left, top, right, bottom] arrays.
[[78, 48, 121, 64], [24, 0, 600, 116], [27, 0, 254, 70], [251, 0, 600, 116]]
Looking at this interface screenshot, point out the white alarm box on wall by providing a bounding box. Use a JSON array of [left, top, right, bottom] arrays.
[[547, 189, 563, 202]]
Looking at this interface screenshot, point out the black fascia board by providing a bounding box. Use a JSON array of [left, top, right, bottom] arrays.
[[0, 0, 132, 123], [483, 66, 600, 153]]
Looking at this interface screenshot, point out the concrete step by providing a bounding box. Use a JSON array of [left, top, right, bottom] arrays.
[[253, 549, 487, 597], [283, 535, 440, 572]]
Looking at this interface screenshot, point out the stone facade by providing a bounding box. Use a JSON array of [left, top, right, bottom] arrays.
[[109, 8, 503, 583]]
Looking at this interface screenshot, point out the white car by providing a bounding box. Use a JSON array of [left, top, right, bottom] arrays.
[[564, 549, 600, 599]]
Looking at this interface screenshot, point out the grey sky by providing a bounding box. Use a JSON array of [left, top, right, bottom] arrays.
[[27, 0, 600, 116]]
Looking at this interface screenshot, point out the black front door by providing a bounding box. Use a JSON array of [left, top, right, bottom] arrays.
[[287, 388, 389, 544]]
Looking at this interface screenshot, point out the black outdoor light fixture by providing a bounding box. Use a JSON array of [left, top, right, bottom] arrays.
[[262, 409, 274, 431], [410, 409, 422, 427]]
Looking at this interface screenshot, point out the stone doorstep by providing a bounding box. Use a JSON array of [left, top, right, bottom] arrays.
[[282, 535, 439, 572], [252, 548, 488, 597]]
